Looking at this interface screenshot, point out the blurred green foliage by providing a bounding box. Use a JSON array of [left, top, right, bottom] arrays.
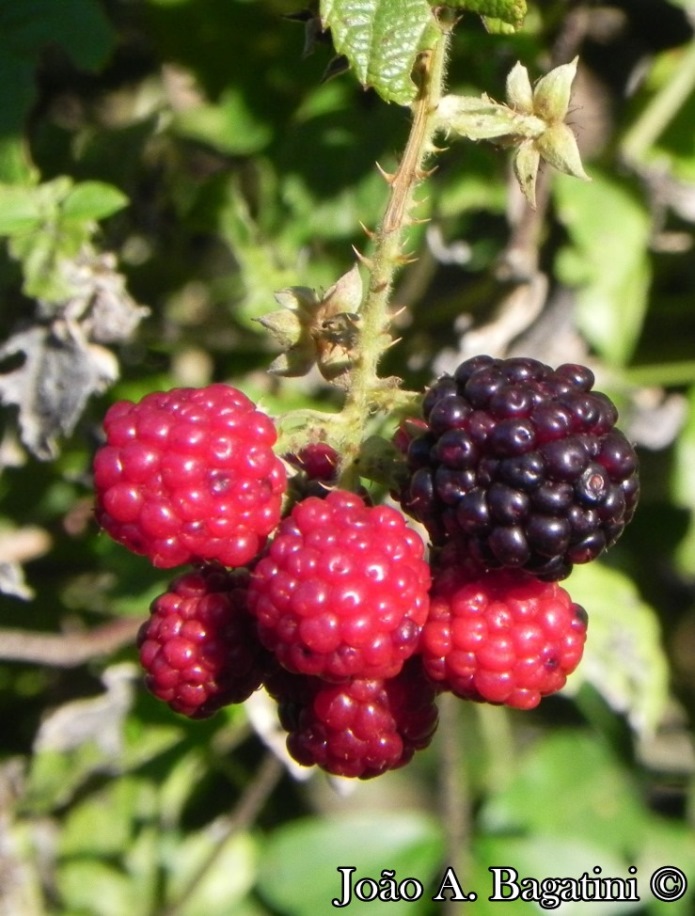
[[2, 1, 695, 913]]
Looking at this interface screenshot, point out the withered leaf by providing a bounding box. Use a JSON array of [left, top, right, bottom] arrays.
[[0, 321, 118, 460]]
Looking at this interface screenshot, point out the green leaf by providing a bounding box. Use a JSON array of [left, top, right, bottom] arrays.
[[433, 0, 527, 28], [173, 89, 273, 156], [481, 731, 649, 855], [257, 811, 444, 915], [320, 0, 440, 105], [62, 182, 129, 222], [56, 860, 141, 916], [0, 184, 44, 234], [0, 135, 37, 184], [554, 171, 652, 365], [23, 744, 109, 814], [0, 177, 126, 300], [672, 385, 695, 573], [563, 563, 670, 736], [59, 779, 142, 858], [165, 832, 257, 916], [672, 385, 695, 509], [476, 834, 643, 915]]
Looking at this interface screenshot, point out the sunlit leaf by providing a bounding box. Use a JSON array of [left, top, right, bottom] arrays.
[[476, 834, 642, 915], [62, 182, 129, 222], [320, 0, 440, 105], [431, 0, 527, 28], [481, 731, 648, 853], [257, 811, 444, 915], [173, 89, 273, 156], [672, 385, 695, 574], [554, 171, 652, 366], [564, 563, 670, 736], [165, 832, 258, 916]]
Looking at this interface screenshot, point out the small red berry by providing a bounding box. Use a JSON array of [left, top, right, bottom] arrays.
[[248, 490, 431, 681], [285, 442, 339, 482], [137, 565, 270, 718], [421, 563, 587, 709], [265, 657, 439, 778], [94, 384, 287, 568]]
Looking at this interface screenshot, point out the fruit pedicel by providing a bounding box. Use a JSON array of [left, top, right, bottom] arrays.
[[93, 357, 639, 779]]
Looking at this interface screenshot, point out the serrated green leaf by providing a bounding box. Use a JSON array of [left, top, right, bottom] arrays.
[[563, 563, 670, 736], [62, 182, 129, 222], [320, 0, 440, 105], [433, 0, 527, 28]]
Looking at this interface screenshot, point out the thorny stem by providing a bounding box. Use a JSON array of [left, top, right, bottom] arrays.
[[337, 22, 452, 480]]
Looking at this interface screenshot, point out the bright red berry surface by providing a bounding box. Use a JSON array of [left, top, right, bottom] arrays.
[[265, 657, 439, 779], [422, 564, 588, 709], [137, 565, 269, 718], [93, 384, 287, 568], [247, 489, 431, 681]]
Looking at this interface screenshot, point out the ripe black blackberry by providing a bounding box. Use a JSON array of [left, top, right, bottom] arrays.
[[398, 356, 639, 580]]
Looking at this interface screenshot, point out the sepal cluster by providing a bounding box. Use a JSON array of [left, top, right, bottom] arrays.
[[437, 58, 589, 207], [258, 264, 363, 388]]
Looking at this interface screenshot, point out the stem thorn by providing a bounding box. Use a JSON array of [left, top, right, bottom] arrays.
[[351, 245, 374, 269], [375, 161, 397, 184]]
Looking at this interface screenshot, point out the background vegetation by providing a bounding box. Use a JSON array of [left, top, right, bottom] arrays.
[[1, 0, 695, 913]]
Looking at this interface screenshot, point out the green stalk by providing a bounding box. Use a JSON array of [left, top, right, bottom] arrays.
[[338, 25, 451, 466]]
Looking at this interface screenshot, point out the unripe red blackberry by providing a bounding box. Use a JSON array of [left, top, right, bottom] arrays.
[[422, 563, 587, 709], [93, 384, 287, 568], [399, 356, 639, 579], [137, 565, 270, 718], [285, 442, 339, 483], [265, 657, 439, 778], [247, 489, 431, 681]]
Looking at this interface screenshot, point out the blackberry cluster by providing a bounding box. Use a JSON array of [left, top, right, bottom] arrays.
[[399, 355, 639, 580], [93, 361, 639, 778], [93, 387, 436, 777]]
